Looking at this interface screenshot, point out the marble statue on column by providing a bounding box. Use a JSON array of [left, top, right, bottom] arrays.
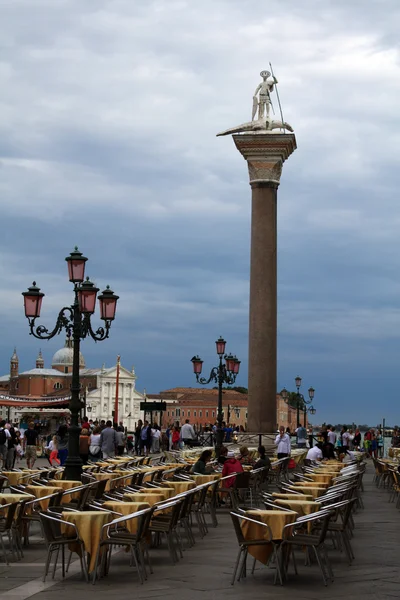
[[217, 69, 293, 137]]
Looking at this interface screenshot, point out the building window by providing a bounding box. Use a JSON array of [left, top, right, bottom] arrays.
[[212, 411, 215, 418], [199, 411, 202, 417], [193, 411, 196, 417], [15, 383, 19, 390], [206, 411, 208, 418], [167, 411, 170, 417], [182, 410, 184, 417], [54, 382, 62, 390], [88, 383, 92, 389], [64, 367, 68, 374], [187, 411, 190, 417]]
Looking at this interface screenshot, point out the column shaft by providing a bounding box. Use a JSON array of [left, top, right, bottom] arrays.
[[247, 182, 278, 433]]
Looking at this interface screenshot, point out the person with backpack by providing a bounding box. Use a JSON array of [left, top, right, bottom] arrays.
[[295, 423, 307, 448], [0, 421, 10, 468]]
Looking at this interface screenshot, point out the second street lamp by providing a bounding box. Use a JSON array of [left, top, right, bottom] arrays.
[[22, 247, 119, 481], [280, 376, 315, 428], [191, 336, 240, 454]]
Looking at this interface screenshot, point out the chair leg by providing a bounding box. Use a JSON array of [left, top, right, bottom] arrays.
[[43, 548, 52, 583], [313, 546, 328, 586], [251, 556, 257, 575], [231, 548, 243, 585], [52, 546, 60, 579]]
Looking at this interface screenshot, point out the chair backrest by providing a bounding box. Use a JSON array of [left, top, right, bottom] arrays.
[[39, 511, 78, 545], [263, 500, 294, 512], [234, 472, 251, 489], [230, 511, 273, 544], [0, 502, 19, 530]]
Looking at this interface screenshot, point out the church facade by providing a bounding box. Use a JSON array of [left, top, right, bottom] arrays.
[[0, 341, 145, 431]]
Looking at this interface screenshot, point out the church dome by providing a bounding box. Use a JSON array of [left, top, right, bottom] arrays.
[[52, 337, 85, 369]]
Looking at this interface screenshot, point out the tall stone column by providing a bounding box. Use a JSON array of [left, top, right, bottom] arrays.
[[233, 133, 296, 433]]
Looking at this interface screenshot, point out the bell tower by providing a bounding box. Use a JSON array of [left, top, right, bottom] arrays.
[[10, 348, 19, 378], [36, 349, 44, 369]]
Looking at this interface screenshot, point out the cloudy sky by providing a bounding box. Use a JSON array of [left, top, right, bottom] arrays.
[[1, 0, 400, 426]]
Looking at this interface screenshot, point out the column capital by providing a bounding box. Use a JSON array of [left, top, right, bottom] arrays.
[[233, 133, 297, 185]]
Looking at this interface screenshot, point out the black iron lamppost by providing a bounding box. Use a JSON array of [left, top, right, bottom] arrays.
[[191, 337, 240, 454], [22, 247, 119, 481], [280, 376, 315, 427]]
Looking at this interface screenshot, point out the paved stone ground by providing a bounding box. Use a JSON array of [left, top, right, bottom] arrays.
[[1, 466, 399, 600]]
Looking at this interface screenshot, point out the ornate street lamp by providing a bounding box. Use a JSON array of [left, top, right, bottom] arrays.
[[280, 377, 315, 428], [191, 336, 240, 454], [22, 247, 119, 481]]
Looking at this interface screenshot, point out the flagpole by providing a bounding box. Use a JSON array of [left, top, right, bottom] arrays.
[[114, 355, 121, 425]]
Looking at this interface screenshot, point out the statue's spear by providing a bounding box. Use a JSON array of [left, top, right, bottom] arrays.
[[269, 62, 285, 131]]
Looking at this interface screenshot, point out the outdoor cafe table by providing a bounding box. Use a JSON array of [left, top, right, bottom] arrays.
[[274, 498, 320, 517], [103, 501, 150, 533], [160, 481, 196, 494], [123, 493, 166, 506], [0, 493, 34, 517], [292, 481, 330, 489], [26, 485, 57, 510], [272, 492, 314, 501], [2, 471, 41, 486], [242, 510, 297, 565], [90, 472, 119, 490], [49, 480, 82, 502], [61, 510, 112, 574], [302, 473, 333, 485], [191, 474, 221, 486], [288, 486, 326, 499], [136, 487, 176, 499]]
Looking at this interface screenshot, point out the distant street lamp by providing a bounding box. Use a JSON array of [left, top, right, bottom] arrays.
[[280, 376, 315, 427], [22, 247, 119, 480], [191, 336, 240, 454]]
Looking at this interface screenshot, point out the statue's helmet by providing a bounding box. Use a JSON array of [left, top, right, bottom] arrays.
[[260, 70, 271, 78]]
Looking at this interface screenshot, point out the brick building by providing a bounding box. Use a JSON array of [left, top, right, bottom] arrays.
[[155, 387, 307, 432]]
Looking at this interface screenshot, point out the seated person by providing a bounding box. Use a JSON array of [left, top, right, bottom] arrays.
[[238, 446, 253, 466], [222, 450, 244, 487], [217, 445, 228, 466], [305, 443, 323, 466], [191, 449, 214, 475], [341, 448, 356, 463], [253, 445, 271, 470]]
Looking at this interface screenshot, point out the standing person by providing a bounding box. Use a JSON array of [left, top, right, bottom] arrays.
[[171, 424, 180, 450], [89, 426, 102, 461], [370, 430, 378, 459], [151, 425, 161, 454], [5, 425, 17, 470], [275, 425, 291, 459], [353, 427, 362, 450], [295, 423, 307, 448], [0, 420, 10, 468], [134, 420, 142, 455], [46, 436, 60, 466], [377, 429, 384, 458], [56, 425, 69, 466], [139, 420, 152, 456], [181, 419, 196, 447], [363, 429, 372, 456], [23, 421, 39, 469], [100, 421, 117, 459], [79, 428, 90, 465], [341, 426, 351, 451], [115, 426, 126, 456]]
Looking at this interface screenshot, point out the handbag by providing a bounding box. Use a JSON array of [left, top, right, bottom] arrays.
[[89, 445, 101, 455], [288, 458, 296, 469]]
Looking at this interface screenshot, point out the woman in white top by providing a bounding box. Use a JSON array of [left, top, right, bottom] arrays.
[[89, 426, 102, 461]]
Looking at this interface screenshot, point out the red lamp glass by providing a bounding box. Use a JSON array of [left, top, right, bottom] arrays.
[[225, 353, 235, 372], [78, 277, 99, 315], [232, 356, 241, 375], [98, 285, 119, 321], [215, 336, 226, 356], [191, 355, 203, 375], [295, 376, 302, 389], [22, 282, 45, 318], [308, 386, 315, 400], [65, 247, 88, 283]]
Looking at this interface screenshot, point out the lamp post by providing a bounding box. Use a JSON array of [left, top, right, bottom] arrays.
[[280, 377, 315, 428], [22, 247, 119, 481], [191, 337, 240, 454]]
